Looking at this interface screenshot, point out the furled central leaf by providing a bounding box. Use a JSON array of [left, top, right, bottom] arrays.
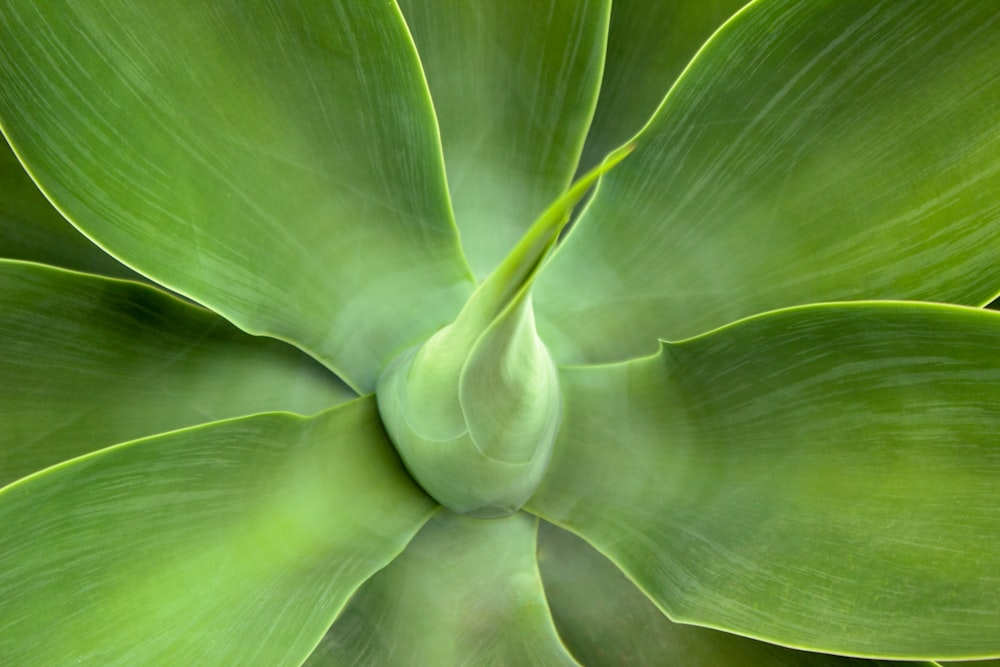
[[377, 149, 631, 517]]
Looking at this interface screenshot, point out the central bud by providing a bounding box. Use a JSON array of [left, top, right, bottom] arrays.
[[377, 295, 560, 517], [376, 145, 633, 517]]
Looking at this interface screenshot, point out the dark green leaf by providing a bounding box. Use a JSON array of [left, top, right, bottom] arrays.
[[0, 260, 352, 487], [0, 134, 136, 279]]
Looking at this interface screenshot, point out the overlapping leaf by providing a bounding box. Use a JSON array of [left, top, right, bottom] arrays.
[[0, 260, 352, 487], [1, 136, 136, 279], [1, 0, 997, 664], [574, 0, 748, 175], [307, 512, 577, 666], [399, 0, 609, 278], [0, 399, 435, 665], [536, 0, 1000, 364], [529, 303, 1000, 659], [538, 522, 935, 667], [0, 0, 476, 391]]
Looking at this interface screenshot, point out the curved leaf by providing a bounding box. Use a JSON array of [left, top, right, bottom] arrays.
[[0, 260, 352, 487], [0, 399, 435, 666], [1, 135, 136, 279], [575, 0, 748, 175], [399, 0, 609, 279], [538, 521, 934, 667], [307, 511, 578, 666], [536, 0, 1000, 364], [0, 1, 475, 391], [529, 303, 1000, 659]]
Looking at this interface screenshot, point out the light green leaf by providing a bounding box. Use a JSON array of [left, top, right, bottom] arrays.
[[0, 260, 352, 487], [0, 1, 475, 392], [375, 147, 631, 516], [528, 302, 1000, 659], [399, 0, 609, 279], [0, 134, 136, 279], [0, 399, 436, 666], [306, 511, 578, 666], [538, 521, 935, 667], [575, 0, 748, 175], [536, 0, 1000, 364]]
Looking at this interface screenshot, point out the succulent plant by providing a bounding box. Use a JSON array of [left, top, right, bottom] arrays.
[[1, 1, 999, 665]]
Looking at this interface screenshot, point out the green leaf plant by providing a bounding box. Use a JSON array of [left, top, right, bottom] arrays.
[[1, 1, 999, 664]]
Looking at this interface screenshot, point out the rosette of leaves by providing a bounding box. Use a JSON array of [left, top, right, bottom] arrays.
[[2, 1, 1000, 665]]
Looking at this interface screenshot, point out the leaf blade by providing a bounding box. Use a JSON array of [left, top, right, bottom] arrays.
[[399, 0, 610, 279], [574, 0, 748, 175], [538, 521, 936, 667], [0, 1, 475, 391], [529, 302, 1000, 659], [306, 511, 578, 666], [0, 260, 352, 487], [536, 0, 1000, 364], [0, 135, 137, 279], [0, 399, 435, 666]]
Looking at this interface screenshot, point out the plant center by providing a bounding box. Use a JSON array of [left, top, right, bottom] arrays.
[[376, 145, 633, 517], [376, 296, 561, 518]]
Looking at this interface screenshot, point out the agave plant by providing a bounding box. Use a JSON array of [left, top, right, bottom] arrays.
[[2, 0, 999, 664]]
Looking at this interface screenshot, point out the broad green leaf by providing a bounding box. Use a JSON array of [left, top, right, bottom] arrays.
[[0, 260, 352, 487], [575, 0, 749, 175], [528, 303, 1000, 659], [306, 511, 578, 666], [538, 521, 935, 667], [399, 0, 609, 279], [0, 399, 436, 666], [536, 0, 1000, 364], [1, 134, 136, 279], [0, 1, 475, 392]]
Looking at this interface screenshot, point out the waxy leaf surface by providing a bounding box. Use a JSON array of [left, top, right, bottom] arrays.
[[538, 522, 935, 667], [0, 399, 435, 665], [0, 0, 475, 391], [574, 0, 748, 175], [399, 0, 608, 279], [0, 136, 136, 279], [529, 303, 1000, 659], [307, 511, 577, 666], [0, 260, 352, 487], [536, 0, 1000, 363]]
